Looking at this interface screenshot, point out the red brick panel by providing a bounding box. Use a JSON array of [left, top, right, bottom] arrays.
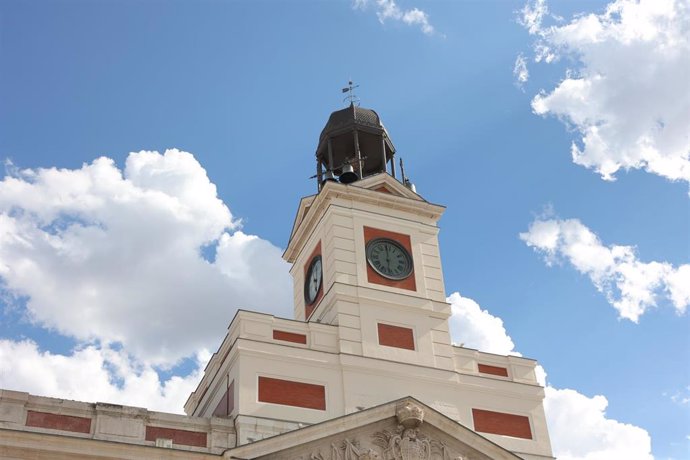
[[377, 323, 415, 350], [363, 226, 416, 291], [478, 364, 509, 377], [227, 380, 235, 414], [212, 388, 228, 417], [273, 329, 308, 344], [25, 410, 91, 434], [375, 186, 393, 194], [258, 376, 326, 410], [472, 408, 533, 439], [304, 241, 323, 319], [212, 380, 234, 417], [145, 426, 208, 447]]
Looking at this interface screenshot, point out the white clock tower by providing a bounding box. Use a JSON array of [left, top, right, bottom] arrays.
[[287, 104, 450, 368]]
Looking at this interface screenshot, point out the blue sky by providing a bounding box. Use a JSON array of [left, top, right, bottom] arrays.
[[0, 1, 688, 459]]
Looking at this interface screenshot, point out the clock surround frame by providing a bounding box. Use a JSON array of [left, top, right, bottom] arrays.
[[365, 237, 414, 281]]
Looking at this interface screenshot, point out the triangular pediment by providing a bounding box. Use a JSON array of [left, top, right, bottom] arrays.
[[224, 398, 522, 460], [287, 194, 317, 247], [286, 174, 421, 249], [284, 175, 445, 262], [353, 173, 425, 201]]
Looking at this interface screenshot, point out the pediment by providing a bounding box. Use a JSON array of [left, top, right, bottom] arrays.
[[287, 194, 317, 246], [354, 173, 425, 201], [286, 175, 421, 248], [284, 175, 445, 263], [225, 398, 522, 460]]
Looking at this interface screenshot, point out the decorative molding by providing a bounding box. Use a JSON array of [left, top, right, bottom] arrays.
[[298, 403, 473, 460], [396, 402, 424, 428], [285, 177, 445, 263]]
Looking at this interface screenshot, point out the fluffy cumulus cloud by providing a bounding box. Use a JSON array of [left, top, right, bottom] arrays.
[[353, 0, 435, 35], [0, 150, 292, 365], [0, 339, 207, 413], [447, 292, 516, 355], [448, 291, 653, 460], [545, 387, 653, 460], [519, 0, 690, 184], [520, 217, 690, 321]]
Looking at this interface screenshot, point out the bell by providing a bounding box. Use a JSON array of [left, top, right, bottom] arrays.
[[339, 164, 359, 184], [323, 170, 337, 182]]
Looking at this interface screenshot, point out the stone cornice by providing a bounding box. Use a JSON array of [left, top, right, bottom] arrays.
[[224, 396, 522, 460], [284, 175, 445, 263]]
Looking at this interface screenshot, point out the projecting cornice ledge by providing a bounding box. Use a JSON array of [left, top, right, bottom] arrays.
[[223, 396, 522, 460], [284, 176, 445, 263]]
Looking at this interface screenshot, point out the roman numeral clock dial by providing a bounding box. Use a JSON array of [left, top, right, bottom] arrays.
[[304, 256, 322, 305], [365, 238, 413, 280]]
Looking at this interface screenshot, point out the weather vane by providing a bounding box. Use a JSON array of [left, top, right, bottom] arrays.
[[342, 80, 360, 106]]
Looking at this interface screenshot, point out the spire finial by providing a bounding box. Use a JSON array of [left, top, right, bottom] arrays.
[[341, 80, 360, 106]]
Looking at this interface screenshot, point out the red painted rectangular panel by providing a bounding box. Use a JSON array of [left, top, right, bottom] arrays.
[[227, 380, 235, 414], [377, 323, 415, 350], [212, 380, 234, 417], [145, 426, 207, 447], [258, 376, 326, 410], [472, 408, 533, 439], [304, 241, 323, 319], [363, 226, 416, 291], [478, 364, 509, 377], [305, 303, 316, 321], [25, 410, 91, 434], [273, 329, 307, 344], [212, 388, 229, 417]]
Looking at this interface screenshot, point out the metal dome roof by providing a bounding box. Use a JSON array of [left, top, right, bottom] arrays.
[[314, 103, 397, 185], [318, 104, 383, 143]]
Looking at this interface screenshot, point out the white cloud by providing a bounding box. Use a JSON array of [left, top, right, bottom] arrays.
[[520, 0, 690, 184], [0, 339, 206, 413], [447, 292, 516, 355], [534, 364, 547, 387], [513, 53, 530, 87], [0, 150, 292, 365], [545, 387, 653, 460], [518, 0, 549, 35], [667, 385, 690, 406], [520, 217, 690, 322], [447, 292, 653, 460], [353, 0, 435, 36]]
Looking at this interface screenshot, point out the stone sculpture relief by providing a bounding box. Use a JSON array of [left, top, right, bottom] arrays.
[[300, 402, 471, 460]]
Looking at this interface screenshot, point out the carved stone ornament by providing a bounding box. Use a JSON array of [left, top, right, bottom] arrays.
[[301, 403, 473, 460], [392, 428, 430, 460], [396, 402, 424, 429]]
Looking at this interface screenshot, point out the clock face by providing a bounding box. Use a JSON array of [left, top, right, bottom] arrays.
[[366, 238, 413, 280], [304, 256, 322, 305]]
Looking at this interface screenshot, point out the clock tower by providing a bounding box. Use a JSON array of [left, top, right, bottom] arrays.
[[284, 102, 453, 371], [184, 102, 554, 460]]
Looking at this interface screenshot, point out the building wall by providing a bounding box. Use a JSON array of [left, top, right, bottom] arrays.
[[0, 389, 235, 458], [186, 311, 553, 459], [186, 177, 553, 459]]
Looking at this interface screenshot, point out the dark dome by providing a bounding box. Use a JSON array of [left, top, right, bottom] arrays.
[[319, 104, 382, 142], [315, 104, 396, 182]]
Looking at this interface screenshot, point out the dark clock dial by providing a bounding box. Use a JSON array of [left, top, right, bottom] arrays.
[[366, 238, 413, 280], [304, 256, 322, 305]]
